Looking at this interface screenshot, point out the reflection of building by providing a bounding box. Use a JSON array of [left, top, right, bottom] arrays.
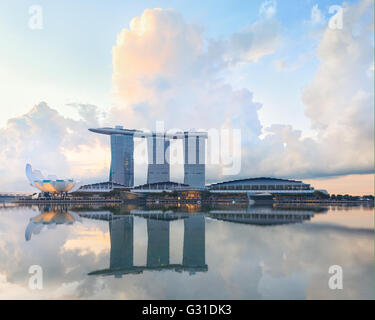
[[25, 206, 80, 241], [209, 203, 321, 225], [88, 214, 208, 277], [79, 203, 323, 226], [83, 203, 320, 278], [209, 209, 314, 225], [147, 219, 170, 267], [183, 215, 205, 273], [109, 216, 134, 277], [131, 205, 317, 226], [89, 126, 208, 188]]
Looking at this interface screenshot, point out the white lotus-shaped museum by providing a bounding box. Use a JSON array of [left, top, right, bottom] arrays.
[[26, 164, 77, 193]]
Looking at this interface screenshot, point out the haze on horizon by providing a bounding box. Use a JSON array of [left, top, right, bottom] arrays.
[[0, 0, 373, 196]]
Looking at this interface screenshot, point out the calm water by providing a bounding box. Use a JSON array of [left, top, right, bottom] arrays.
[[0, 202, 373, 299]]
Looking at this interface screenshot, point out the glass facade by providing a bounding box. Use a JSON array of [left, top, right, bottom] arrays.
[[91, 127, 207, 188], [183, 134, 206, 188], [110, 134, 134, 187], [210, 181, 313, 191], [147, 135, 170, 183]]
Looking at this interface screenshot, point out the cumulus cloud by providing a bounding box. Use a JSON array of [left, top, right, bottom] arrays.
[[223, 0, 373, 180], [300, 0, 374, 176], [110, 3, 373, 182], [109, 7, 282, 181], [110, 8, 280, 131], [225, 18, 282, 64], [262, 0, 374, 179]]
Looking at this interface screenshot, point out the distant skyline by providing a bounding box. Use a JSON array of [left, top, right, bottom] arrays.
[[0, 0, 373, 195]]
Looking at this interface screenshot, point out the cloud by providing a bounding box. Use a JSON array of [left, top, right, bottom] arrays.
[[111, 3, 373, 182], [225, 18, 282, 64], [110, 8, 280, 130], [242, 0, 374, 180], [109, 7, 283, 182], [274, 52, 312, 72], [0, 102, 109, 191], [300, 0, 374, 176]]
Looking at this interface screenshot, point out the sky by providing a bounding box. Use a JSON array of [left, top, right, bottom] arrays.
[[0, 0, 373, 194]]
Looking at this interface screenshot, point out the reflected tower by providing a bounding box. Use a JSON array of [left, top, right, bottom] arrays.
[[109, 216, 134, 276], [88, 212, 208, 276], [183, 215, 206, 273], [147, 219, 170, 267]]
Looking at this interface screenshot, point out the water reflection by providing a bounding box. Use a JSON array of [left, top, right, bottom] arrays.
[[0, 202, 371, 299], [87, 214, 207, 277], [25, 205, 81, 241], [77, 203, 324, 278], [77, 202, 325, 225], [24, 203, 324, 277]]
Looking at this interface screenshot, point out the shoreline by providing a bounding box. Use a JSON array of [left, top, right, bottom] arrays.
[[9, 198, 374, 206], [12, 199, 122, 204]]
